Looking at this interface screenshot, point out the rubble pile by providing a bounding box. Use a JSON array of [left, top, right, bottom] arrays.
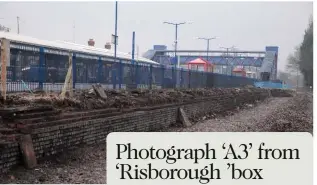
[[270, 89, 295, 97], [0, 87, 275, 111], [258, 93, 313, 133]]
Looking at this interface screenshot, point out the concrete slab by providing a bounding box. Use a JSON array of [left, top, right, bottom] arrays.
[[178, 108, 192, 127], [92, 84, 108, 100]]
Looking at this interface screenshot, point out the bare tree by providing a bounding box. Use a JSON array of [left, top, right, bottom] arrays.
[[286, 17, 313, 88]]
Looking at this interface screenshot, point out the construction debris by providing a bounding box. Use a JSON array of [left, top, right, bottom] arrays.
[[257, 92, 313, 133], [270, 89, 294, 97], [0, 87, 293, 112], [92, 84, 108, 100]]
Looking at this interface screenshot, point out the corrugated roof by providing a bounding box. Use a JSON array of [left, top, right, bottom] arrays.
[[0, 32, 158, 65]]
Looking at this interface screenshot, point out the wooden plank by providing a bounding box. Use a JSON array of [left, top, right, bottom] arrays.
[[0, 38, 9, 101], [60, 52, 73, 99]]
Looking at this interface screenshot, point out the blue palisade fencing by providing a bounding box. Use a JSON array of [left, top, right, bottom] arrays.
[[5, 47, 262, 93]]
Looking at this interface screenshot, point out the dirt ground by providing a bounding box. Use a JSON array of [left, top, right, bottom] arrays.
[[169, 93, 313, 134], [0, 92, 312, 184], [169, 97, 290, 132], [0, 88, 293, 111]]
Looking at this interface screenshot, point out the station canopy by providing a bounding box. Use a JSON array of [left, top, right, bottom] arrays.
[[187, 57, 213, 66]]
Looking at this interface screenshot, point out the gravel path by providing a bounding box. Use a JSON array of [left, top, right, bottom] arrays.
[[168, 97, 290, 132], [0, 95, 311, 184]]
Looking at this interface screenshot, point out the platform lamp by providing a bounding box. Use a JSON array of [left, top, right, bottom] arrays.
[[114, 1, 118, 64], [163, 21, 192, 68], [195, 36, 218, 61], [220, 46, 236, 75]]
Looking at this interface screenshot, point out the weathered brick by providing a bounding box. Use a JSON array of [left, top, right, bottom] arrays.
[[0, 88, 275, 173]]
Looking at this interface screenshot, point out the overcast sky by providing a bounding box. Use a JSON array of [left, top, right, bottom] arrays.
[[0, 1, 313, 71]]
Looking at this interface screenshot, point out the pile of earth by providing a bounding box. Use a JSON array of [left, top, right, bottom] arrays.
[[269, 88, 294, 97], [257, 92, 313, 134], [0, 87, 265, 111]]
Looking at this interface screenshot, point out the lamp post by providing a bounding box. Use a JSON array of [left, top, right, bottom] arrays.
[[196, 37, 217, 61], [163, 21, 191, 68], [220, 46, 236, 75], [17, 16, 20, 34], [220, 46, 236, 56], [131, 31, 135, 65], [114, 1, 118, 63]]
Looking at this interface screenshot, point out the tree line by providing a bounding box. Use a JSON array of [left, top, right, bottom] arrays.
[[286, 17, 313, 88]]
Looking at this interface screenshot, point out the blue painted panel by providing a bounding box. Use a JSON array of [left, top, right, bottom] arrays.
[[254, 81, 288, 89], [265, 46, 279, 53]]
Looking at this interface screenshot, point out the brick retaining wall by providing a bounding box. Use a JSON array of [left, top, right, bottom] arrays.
[[0, 88, 274, 173]]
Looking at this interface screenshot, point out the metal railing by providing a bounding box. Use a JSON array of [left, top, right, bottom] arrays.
[[4, 49, 257, 93]]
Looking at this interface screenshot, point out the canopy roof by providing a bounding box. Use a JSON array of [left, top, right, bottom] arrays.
[[187, 57, 213, 65], [0, 32, 158, 65]]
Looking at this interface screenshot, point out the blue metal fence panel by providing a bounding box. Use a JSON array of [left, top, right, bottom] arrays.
[[254, 81, 287, 89], [5, 47, 261, 92], [152, 65, 163, 88]]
